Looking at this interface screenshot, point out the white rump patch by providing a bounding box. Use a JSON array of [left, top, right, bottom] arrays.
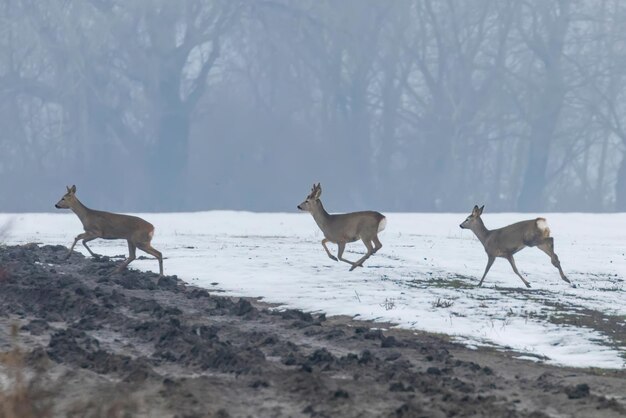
[[378, 217, 387, 233], [536, 218, 550, 237]]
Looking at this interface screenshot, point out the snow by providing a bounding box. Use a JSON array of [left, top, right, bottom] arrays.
[[1, 211, 625, 369]]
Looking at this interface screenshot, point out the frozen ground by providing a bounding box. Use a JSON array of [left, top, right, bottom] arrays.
[[1, 211, 624, 369]]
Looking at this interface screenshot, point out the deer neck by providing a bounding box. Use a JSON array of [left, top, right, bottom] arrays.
[[309, 200, 332, 232], [69, 197, 93, 226], [471, 217, 490, 245]]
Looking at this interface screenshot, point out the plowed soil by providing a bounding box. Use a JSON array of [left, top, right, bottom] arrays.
[[0, 244, 624, 417]]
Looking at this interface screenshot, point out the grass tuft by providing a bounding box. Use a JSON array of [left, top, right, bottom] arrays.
[[0, 324, 51, 418], [431, 298, 454, 309]]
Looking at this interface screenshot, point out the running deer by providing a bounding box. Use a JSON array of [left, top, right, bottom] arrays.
[[460, 205, 571, 288], [297, 183, 386, 271], [55, 185, 163, 276]]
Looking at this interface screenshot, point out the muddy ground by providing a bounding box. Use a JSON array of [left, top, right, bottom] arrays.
[[0, 244, 624, 417]]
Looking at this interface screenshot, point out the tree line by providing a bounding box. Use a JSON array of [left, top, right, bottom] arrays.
[[1, 0, 626, 212]]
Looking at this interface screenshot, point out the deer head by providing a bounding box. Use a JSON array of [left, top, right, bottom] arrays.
[[297, 183, 322, 212], [55, 185, 77, 209], [459, 205, 484, 229]]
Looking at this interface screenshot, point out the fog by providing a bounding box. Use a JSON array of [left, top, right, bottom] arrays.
[[1, 0, 626, 213]]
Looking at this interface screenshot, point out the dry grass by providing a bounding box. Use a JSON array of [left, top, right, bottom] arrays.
[[0, 324, 143, 417], [0, 221, 10, 283], [380, 297, 396, 310], [0, 230, 145, 417], [0, 225, 50, 416], [0, 324, 51, 418], [0, 219, 11, 242], [65, 398, 140, 418], [431, 298, 455, 308]]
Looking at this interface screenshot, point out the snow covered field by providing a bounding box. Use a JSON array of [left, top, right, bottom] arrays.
[[1, 211, 625, 369]]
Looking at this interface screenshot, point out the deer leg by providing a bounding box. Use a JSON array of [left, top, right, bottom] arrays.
[[66, 232, 92, 259], [337, 242, 356, 268], [137, 243, 164, 276], [537, 237, 571, 284], [477, 256, 495, 287], [82, 236, 99, 257], [350, 239, 374, 271], [115, 241, 136, 273], [372, 236, 383, 254], [506, 255, 531, 288], [321, 238, 338, 261]]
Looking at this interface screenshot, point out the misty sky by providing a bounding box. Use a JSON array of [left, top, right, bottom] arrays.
[[1, 1, 626, 213]]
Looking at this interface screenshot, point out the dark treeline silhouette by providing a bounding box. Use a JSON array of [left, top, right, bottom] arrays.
[[1, 0, 626, 212]]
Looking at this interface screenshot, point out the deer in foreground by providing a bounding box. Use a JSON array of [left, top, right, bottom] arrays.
[[297, 183, 386, 271], [460, 205, 571, 288], [55, 185, 163, 276]]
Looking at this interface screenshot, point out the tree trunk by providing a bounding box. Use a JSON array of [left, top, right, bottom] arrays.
[[149, 108, 190, 211], [517, 67, 565, 212], [615, 154, 626, 211], [517, 136, 551, 211], [516, 1, 569, 212]]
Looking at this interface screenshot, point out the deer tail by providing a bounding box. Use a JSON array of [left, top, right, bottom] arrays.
[[378, 216, 387, 233], [536, 218, 550, 238]]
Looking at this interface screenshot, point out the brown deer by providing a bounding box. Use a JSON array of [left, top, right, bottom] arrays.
[[460, 205, 571, 288], [55, 185, 163, 276], [297, 183, 386, 271]]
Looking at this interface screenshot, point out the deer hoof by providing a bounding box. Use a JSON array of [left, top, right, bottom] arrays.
[[525, 283, 532, 288], [329, 255, 338, 262]]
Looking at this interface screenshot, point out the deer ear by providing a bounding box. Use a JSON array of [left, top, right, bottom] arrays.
[[478, 205, 484, 215], [70, 185, 76, 194], [66, 186, 71, 193]]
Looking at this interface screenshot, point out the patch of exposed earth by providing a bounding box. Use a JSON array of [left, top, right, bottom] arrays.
[[0, 244, 624, 417]]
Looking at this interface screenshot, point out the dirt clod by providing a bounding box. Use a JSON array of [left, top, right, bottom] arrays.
[[566, 383, 590, 399]]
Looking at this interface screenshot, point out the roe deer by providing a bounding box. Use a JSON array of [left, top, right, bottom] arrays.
[[460, 205, 571, 288], [55, 185, 163, 276], [297, 183, 386, 271]]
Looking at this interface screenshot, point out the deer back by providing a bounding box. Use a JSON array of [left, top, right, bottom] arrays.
[[325, 211, 385, 242], [486, 218, 549, 255], [84, 210, 154, 241]]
